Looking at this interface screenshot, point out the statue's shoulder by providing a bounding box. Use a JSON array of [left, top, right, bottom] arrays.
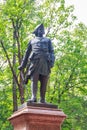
[[42, 37, 51, 42], [43, 37, 49, 40]]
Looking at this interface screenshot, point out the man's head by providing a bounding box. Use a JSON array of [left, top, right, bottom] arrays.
[[33, 24, 45, 37]]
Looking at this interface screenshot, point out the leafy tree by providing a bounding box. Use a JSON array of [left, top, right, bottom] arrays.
[[0, 0, 36, 111], [48, 23, 87, 129]]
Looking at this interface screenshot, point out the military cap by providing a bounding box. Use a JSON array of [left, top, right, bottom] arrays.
[[33, 24, 45, 34]]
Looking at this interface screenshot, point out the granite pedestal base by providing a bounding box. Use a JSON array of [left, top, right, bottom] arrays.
[[9, 102, 66, 130]]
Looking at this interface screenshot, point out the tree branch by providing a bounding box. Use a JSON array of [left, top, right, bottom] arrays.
[[0, 40, 20, 87]]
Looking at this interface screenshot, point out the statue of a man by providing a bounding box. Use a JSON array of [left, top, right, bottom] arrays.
[[18, 24, 55, 103]]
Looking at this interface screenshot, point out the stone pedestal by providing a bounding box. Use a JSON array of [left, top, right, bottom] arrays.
[[8, 102, 66, 130]]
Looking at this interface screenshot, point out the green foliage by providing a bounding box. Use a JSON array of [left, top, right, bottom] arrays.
[[0, 87, 13, 130], [47, 22, 87, 129]]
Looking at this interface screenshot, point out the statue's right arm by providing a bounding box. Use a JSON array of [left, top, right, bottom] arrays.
[[18, 41, 32, 70]]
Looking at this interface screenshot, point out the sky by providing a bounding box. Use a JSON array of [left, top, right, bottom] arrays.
[[65, 0, 87, 25]]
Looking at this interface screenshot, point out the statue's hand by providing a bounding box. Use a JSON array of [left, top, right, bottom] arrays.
[[18, 66, 23, 71]]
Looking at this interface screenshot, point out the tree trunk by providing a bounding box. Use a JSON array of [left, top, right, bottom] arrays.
[[12, 19, 24, 104], [12, 30, 18, 112], [16, 29, 24, 104]]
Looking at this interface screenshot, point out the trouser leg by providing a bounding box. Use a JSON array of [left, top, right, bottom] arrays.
[[30, 73, 39, 102], [40, 75, 48, 103]]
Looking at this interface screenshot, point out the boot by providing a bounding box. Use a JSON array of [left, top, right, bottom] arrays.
[[40, 98, 46, 103], [40, 76, 48, 104], [29, 76, 38, 103]]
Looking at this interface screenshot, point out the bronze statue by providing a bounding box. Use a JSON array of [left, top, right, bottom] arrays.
[[18, 24, 55, 103]]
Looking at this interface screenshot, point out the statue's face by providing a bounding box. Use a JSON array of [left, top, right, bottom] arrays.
[[37, 28, 44, 37]]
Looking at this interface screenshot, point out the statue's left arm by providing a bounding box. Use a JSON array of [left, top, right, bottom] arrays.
[[48, 39, 55, 68]]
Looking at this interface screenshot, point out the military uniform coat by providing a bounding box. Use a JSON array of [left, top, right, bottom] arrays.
[[20, 37, 55, 78]]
